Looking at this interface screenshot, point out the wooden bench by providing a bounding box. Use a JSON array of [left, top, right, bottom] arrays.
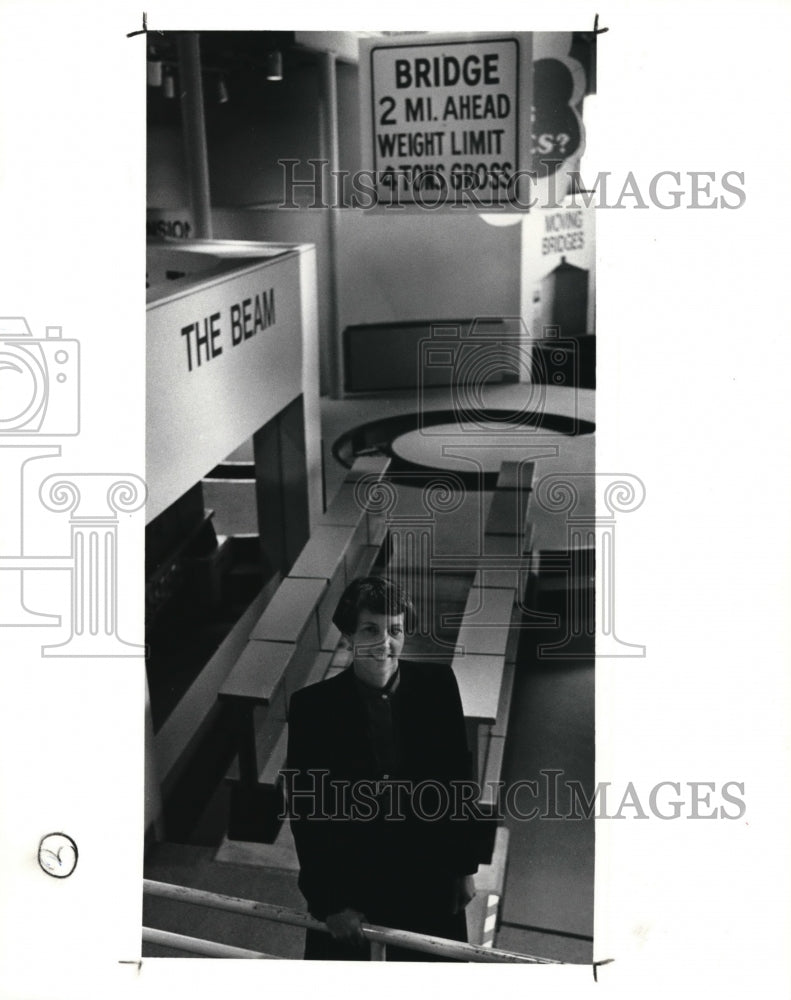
[[316, 481, 389, 549], [218, 457, 391, 840], [477, 658, 516, 813], [474, 462, 536, 592], [226, 650, 331, 790], [453, 583, 512, 771], [290, 524, 360, 649], [342, 453, 392, 483], [201, 462, 258, 536], [451, 462, 537, 815], [455, 585, 520, 658], [485, 463, 534, 536], [221, 643, 335, 776], [531, 546, 596, 660], [308, 455, 391, 651]]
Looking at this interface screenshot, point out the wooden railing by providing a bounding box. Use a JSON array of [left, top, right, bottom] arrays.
[[142, 926, 282, 959], [143, 879, 559, 964]]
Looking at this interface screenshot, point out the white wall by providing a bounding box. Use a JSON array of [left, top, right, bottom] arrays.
[[211, 207, 334, 391], [522, 202, 596, 337], [336, 209, 520, 329]]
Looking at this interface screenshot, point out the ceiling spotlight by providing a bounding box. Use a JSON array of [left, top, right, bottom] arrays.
[[217, 76, 229, 104], [162, 69, 175, 99], [147, 48, 163, 87], [265, 50, 283, 82]]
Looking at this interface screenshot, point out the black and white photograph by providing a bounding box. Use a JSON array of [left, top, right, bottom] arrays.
[[143, 25, 597, 966], [0, 1, 789, 998]]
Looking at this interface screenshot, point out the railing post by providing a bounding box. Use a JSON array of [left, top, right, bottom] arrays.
[[369, 940, 387, 961]]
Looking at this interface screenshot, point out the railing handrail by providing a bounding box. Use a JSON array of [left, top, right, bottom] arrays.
[[143, 878, 559, 964], [142, 926, 281, 960]]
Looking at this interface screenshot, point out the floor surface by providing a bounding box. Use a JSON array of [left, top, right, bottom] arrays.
[[143, 379, 595, 964]]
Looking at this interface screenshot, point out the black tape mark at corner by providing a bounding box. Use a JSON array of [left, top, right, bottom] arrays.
[[128, 12, 164, 39], [593, 14, 609, 35], [127, 12, 164, 42], [592, 958, 614, 982], [127, 12, 147, 38], [119, 959, 143, 972]]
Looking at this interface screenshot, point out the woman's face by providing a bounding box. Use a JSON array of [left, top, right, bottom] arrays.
[[347, 609, 405, 689]]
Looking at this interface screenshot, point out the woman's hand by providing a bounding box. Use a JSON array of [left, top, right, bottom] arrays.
[[451, 874, 477, 913], [325, 908, 369, 946]]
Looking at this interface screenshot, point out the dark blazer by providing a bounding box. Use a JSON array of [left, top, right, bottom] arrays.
[[285, 659, 480, 937]]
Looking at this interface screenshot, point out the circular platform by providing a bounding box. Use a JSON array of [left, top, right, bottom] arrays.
[[332, 403, 594, 479], [391, 420, 594, 475]]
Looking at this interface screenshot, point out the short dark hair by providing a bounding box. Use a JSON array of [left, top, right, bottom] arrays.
[[332, 576, 414, 636]]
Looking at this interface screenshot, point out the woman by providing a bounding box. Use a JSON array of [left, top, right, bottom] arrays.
[[285, 576, 479, 960]]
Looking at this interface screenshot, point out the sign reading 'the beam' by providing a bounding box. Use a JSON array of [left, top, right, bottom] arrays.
[[360, 33, 532, 206], [146, 248, 308, 522]]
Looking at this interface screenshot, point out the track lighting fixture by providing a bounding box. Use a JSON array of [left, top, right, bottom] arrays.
[[162, 69, 176, 99], [147, 47, 163, 87], [265, 50, 283, 82]]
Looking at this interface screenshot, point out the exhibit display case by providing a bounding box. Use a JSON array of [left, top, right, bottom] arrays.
[[145, 239, 321, 797]]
